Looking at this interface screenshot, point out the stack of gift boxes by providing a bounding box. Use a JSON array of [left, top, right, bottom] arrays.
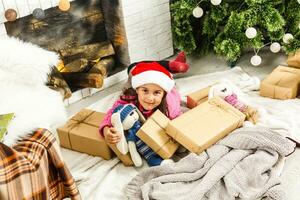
[[57, 51, 300, 166], [57, 96, 246, 166]]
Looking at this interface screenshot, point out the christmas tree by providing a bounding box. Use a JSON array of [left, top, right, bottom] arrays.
[[170, 0, 300, 66]]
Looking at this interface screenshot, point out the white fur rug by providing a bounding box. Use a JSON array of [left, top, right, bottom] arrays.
[[0, 36, 66, 146], [61, 67, 300, 200]]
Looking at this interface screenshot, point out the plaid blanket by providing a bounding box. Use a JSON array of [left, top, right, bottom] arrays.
[[0, 128, 81, 200]]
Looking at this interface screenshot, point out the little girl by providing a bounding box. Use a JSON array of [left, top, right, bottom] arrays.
[[99, 52, 188, 166]]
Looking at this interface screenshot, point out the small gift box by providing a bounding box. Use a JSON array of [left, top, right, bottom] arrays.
[[137, 110, 179, 159], [260, 65, 300, 99], [186, 85, 213, 109]]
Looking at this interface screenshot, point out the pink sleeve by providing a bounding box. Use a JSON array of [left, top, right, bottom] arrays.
[[166, 87, 182, 120], [99, 99, 128, 136]]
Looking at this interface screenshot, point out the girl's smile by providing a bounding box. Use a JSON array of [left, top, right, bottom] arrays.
[[136, 83, 165, 110]]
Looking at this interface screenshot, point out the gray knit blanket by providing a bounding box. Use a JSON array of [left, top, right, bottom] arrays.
[[125, 127, 296, 200]]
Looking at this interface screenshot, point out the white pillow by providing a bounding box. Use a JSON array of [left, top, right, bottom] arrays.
[[0, 36, 67, 146]]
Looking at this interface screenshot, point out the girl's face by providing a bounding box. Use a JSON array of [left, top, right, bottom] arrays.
[[136, 83, 165, 110]]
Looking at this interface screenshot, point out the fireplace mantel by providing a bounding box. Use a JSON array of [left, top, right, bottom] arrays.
[[0, 0, 174, 105]]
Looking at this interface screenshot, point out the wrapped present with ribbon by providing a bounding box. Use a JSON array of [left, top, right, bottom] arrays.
[[56, 109, 113, 160], [260, 65, 300, 100], [136, 110, 179, 159], [166, 96, 245, 154]]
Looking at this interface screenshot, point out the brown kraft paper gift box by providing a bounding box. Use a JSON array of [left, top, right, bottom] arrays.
[[166, 97, 245, 154], [73, 109, 133, 166], [187, 86, 211, 109], [88, 111, 133, 166], [136, 110, 179, 159], [287, 50, 300, 68], [186, 83, 219, 109], [57, 109, 113, 160], [260, 65, 300, 99]]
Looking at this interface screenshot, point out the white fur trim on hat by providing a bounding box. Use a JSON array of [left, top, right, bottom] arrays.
[[131, 70, 175, 92]]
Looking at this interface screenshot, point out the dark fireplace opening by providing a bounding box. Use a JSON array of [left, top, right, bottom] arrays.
[[4, 0, 127, 97]]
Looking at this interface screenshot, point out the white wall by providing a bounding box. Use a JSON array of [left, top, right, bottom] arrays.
[[120, 0, 173, 62]]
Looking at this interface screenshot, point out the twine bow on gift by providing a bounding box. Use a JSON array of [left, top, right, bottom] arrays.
[[153, 136, 178, 157], [167, 98, 246, 154], [67, 113, 90, 129], [65, 112, 94, 148], [209, 98, 244, 129]]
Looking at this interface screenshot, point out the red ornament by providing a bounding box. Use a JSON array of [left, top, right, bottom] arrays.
[[4, 9, 17, 22]]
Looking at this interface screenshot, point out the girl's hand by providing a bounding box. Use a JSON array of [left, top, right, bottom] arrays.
[[104, 126, 121, 144]]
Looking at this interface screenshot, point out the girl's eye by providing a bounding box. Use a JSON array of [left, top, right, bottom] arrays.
[[154, 91, 162, 95]]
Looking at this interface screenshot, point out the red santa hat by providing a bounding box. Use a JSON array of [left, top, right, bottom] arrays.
[[131, 62, 175, 92]]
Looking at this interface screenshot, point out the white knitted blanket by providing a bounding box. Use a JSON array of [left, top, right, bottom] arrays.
[[125, 127, 296, 200]]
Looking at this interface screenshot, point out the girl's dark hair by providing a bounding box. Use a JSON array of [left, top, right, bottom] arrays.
[[121, 87, 169, 117]]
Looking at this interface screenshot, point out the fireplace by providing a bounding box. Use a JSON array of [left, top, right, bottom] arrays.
[[1, 0, 173, 104], [4, 0, 126, 92]]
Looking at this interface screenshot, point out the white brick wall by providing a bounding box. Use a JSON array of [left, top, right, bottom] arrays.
[[16, 0, 31, 18], [120, 0, 173, 63], [0, 0, 174, 105]]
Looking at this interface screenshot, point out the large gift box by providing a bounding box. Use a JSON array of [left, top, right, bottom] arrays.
[[136, 110, 179, 159], [166, 97, 245, 154], [260, 65, 300, 99], [287, 50, 300, 68], [57, 109, 113, 159], [57, 109, 134, 166]]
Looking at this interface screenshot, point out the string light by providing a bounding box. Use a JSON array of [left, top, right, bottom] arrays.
[[193, 0, 222, 18], [59, 0, 71, 11], [192, 0, 204, 18], [33, 8, 45, 19], [250, 42, 274, 66], [250, 48, 262, 66], [270, 42, 281, 53], [32, 0, 45, 20], [4, 9, 17, 22], [250, 54, 262, 66], [245, 27, 257, 39], [283, 33, 294, 44], [192, 6, 203, 18], [211, 0, 222, 6]]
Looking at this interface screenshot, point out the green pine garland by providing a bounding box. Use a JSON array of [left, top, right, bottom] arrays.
[[170, 0, 300, 62], [170, 0, 197, 54]]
